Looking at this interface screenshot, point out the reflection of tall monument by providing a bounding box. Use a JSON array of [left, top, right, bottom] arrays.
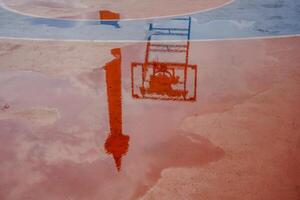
[[104, 48, 130, 171]]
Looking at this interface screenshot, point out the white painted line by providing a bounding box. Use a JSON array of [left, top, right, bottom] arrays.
[[0, 0, 235, 22], [0, 34, 299, 43]]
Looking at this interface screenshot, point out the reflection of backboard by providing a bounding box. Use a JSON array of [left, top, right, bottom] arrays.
[[131, 17, 198, 101], [131, 61, 197, 101]]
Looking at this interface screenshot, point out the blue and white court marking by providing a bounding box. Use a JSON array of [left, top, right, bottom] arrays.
[[0, 0, 300, 41]]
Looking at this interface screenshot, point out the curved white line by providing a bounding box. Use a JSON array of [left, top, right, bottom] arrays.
[[0, 34, 299, 43], [0, 0, 235, 22]]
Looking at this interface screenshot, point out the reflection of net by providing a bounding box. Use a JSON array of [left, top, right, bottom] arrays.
[[131, 17, 197, 101], [141, 63, 186, 98], [132, 62, 197, 101]]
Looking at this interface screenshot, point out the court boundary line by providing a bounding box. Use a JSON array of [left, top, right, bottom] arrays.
[[0, 34, 299, 43], [0, 0, 234, 22]]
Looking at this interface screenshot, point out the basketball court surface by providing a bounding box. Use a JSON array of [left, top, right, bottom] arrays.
[[0, 1, 299, 200]]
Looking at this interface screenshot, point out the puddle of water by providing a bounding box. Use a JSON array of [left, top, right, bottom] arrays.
[[0, 34, 280, 199], [0, 41, 224, 200]]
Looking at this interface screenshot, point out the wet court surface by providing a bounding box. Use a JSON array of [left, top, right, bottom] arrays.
[[0, 37, 299, 200], [0, 0, 300, 199]]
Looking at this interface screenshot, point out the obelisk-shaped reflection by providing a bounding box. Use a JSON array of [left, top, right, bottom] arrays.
[[104, 48, 130, 171]]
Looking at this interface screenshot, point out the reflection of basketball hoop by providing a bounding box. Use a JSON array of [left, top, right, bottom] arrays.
[[131, 17, 197, 101], [132, 61, 197, 101]]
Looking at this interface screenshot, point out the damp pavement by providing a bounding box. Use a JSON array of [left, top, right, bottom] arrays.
[[0, 0, 300, 41]]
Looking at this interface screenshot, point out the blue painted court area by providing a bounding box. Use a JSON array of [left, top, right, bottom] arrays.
[[0, 0, 299, 41]]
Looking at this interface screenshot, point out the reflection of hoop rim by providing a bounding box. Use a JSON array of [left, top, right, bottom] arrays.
[[154, 70, 172, 77]]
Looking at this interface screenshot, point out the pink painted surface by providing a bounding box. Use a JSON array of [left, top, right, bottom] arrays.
[[0, 37, 299, 199], [1, 0, 231, 19]]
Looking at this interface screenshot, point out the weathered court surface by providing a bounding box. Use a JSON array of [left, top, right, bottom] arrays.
[[0, 1, 299, 200]]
